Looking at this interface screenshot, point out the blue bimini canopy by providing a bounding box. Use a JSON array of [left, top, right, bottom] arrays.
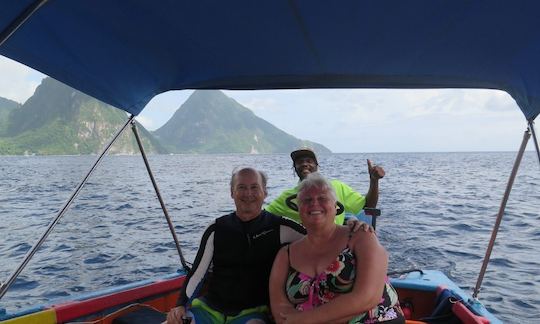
[[1, 1, 539, 120]]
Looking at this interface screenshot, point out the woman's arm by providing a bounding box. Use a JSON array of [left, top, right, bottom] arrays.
[[282, 231, 388, 324], [269, 246, 299, 324]]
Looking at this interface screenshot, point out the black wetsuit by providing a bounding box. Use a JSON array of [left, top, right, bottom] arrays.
[[178, 210, 306, 315]]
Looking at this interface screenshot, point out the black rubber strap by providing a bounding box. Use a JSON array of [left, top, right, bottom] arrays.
[[285, 194, 345, 215]]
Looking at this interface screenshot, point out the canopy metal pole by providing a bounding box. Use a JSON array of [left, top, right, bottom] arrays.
[[0, 115, 135, 301], [130, 120, 189, 271], [528, 119, 540, 168], [0, 0, 49, 46], [472, 128, 531, 299]]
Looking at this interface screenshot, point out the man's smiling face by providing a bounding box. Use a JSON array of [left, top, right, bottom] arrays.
[[231, 168, 266, 221], [294, 156, 318, 180]]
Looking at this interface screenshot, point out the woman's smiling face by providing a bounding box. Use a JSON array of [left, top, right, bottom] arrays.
[[298, 186, 336, 227]]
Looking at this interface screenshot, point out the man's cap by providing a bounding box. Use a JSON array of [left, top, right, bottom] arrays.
[[290, 148, 318, 164]]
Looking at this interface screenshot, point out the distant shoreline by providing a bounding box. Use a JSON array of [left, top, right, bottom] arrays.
[[0, 150, 534, 157]]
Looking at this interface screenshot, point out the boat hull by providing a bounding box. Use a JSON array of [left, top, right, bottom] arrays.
[[1, 270, 500, 323], [0, 272, 185, 324], [391, 270, 501, 324]]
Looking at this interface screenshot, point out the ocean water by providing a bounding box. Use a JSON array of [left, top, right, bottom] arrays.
[[0, 152, 538, 322]]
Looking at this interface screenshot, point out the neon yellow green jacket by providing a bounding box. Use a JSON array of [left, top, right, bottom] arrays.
[[265, 179, 365, 225]]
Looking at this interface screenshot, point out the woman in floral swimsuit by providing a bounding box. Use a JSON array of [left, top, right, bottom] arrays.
[[269, 173, 404, 324]]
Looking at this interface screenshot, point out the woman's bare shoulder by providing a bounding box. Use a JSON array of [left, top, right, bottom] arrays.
[[349, 227, 381, 249]]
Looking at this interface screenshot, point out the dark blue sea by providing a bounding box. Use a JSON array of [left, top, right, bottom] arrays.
[[0, 152, 538, 322]]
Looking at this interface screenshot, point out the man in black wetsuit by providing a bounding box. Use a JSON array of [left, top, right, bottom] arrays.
[[166, 167, 306, 324]]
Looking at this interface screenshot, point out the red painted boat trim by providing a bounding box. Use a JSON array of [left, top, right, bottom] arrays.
[[52, 275, 185, 323], [452, 302, 490, 324]]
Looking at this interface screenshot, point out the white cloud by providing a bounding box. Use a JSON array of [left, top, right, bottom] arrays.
[[221, 88, 528, 152], [135, 115, 155, 130], [0, 57, 44, 103]]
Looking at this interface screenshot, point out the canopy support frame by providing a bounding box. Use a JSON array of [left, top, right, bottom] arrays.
[[130, 120, 189, 271], [528, 119, 540, 168], [0, 115, 135, 301], [473, 126, 531, 299], [0, 0, 49, 47]]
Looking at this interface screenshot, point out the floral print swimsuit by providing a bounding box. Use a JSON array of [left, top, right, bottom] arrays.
[[285, 239, 404, 323]]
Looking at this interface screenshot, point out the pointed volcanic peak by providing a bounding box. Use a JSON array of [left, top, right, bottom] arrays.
[[0, 96, 20, 110], [0, 77, 166, 155], [154, 90, 330, 154]]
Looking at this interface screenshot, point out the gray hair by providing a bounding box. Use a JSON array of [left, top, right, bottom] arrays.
[[297, 172, 337, 203], [230, 167, 268, 194]]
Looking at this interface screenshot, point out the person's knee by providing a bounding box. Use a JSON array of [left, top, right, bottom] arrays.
[[245, 319, 265, 324]]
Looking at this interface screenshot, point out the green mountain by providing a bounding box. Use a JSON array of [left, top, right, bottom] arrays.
[[0, 77, 166, 155], [0, 97, 21, 136], [153, 90, 331, 154]]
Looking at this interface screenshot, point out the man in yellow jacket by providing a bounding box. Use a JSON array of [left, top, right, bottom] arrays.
[[265, 148, 385, 224]]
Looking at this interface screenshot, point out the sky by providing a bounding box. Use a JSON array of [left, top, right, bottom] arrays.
[[0, 56, 532, 153]]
